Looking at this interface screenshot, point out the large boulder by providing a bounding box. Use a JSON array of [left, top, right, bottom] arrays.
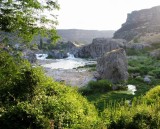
[[48, 41, 79, 59], [76, 38, 126, 58], [96, 48, 128, 83], [48, 50, 68, 59]]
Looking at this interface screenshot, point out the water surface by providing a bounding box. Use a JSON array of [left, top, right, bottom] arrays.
[[40, 53, 96, 69]]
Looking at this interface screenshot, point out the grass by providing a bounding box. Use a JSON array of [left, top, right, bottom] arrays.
[[86, 91, 134, 112], [84, 78, 160, 112], [80, 55, 160, 112]]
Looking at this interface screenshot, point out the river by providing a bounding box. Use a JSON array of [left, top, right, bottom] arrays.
[[36, 53, 96, 69], [36, 53, 97, 87], [36, 53, 136, 94]]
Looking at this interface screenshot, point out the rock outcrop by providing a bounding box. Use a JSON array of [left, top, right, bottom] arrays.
[[23, 50, 37, 63], [76, 38, 126, 58], [48, 41, 79, 59], [96, 48, 128, 83], [114, 6, 160, 42]]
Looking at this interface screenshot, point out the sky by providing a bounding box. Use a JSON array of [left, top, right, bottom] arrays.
[[56, 0, 160, 30]]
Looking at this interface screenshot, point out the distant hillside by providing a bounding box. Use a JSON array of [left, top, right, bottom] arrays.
[[57, 29, 114, 45], [114, 5, 160, 43]]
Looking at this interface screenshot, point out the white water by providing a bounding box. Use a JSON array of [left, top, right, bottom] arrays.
[[36, 54, 48, 60], [127, 85, 137, 95], [40, 53, 96, 69]]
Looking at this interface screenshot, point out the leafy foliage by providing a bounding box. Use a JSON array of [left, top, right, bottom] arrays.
[[102, 95, 160, 129], [144, 85, 160, 104], [1, 50, 160, 129], [0, 50, 38, 105], [0, 50, 100, 128], [0, 0, 60, 43], [0, 102, 50, 129], [79, 80, 113, 95]]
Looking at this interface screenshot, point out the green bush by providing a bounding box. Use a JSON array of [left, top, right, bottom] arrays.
[[0, 50, 100, 128], [127, 112, 157, 129], [33, 80, 100, 128], [46, 54, 54, 59], [102, 98, 160, 129], [79, 80, 113, 95], [0, 50, 41, 105], [144, 85, 160, 104], [0, 102, 50, 129], [89, 80, 112, 92]]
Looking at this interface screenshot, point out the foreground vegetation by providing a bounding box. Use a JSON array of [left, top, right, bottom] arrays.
[[0, 48, 160, 129], [1, 1, 160, 128], [0, 50, 101, 129], [79, 54, 160, 128]]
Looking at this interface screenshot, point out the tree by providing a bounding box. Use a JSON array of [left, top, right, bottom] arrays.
[[0, 0, 60, 44]]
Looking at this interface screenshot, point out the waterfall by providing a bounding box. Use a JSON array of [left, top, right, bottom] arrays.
[[36, 54, 48, 60], [67, 53, 75, 59], [39, 52, 96, 69]]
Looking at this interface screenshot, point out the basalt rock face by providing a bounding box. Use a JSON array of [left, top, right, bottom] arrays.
[[96, 48, 128, 83], [76, 38, 126, 58], [48, 41, 79, 59], [114, 6, 160, 41]]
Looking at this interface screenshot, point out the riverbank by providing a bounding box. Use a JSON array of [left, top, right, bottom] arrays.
[[37, 58, 96, 87], [44, 68, 95, 87]]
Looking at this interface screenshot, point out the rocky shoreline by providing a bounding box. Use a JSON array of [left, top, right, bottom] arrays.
[[37, 59, 96, 87], [44, 68, 95, 87]]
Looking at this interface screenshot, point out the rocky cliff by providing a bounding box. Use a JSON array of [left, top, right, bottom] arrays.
[[114, 6, 160, 42], [76, 38, 126, 58]]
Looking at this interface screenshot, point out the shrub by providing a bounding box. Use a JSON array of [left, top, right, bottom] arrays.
[[144, 85, 160, 104], [0, 50, 42, 105], [33, 81, 100, 128], [79, 80, 113, 95], [0, 102, 50, 129], [89, 80, 112, 92], [46, 54, 54, 59], [127, 112, 157, 129], [102, 98, 160, 129], [0, 50, 100, 128]]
